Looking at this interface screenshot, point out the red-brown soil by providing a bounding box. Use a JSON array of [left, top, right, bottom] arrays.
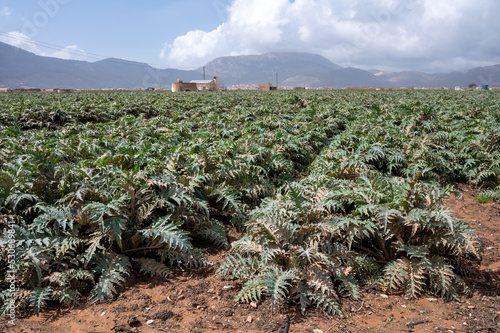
[[1, 185, 499, 333]]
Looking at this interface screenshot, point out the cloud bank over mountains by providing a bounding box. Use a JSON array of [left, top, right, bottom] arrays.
[[161, 0, 500, 73]]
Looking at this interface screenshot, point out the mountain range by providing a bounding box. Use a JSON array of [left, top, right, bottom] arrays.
[[0, 41, 499, 89]]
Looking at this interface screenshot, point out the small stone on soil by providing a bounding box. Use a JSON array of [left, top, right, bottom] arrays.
[[127, 316, 140, 327]]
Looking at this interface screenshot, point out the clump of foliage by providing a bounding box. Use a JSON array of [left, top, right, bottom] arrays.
[[0, 171, 210, 315], [328, 172, 479, 300], [217, 181, 360, 315]]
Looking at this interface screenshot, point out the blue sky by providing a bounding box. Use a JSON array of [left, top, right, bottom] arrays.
[[1, 0, 500, 72]]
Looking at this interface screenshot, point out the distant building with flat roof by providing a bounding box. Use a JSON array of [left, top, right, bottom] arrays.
[[258, 83, 277, 91], [172, 77, 218, 92]]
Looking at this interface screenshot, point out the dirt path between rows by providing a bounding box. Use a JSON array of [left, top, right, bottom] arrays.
[[2, 185, 499, 333]]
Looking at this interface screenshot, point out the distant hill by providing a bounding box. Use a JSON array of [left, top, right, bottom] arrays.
[[374, 65, 500, 88], [202, 52, 341, 81], [371, 70, 435, 87], [0, 42, 201, 89], [432, 65, 500, 87], [1, 41, 499, 89], [203, 52, 384, 87]]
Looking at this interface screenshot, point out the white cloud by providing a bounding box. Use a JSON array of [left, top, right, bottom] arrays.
[[161, 25, 232, 68], [0, 7, 11, 16], [0, 31, 41, 54], [0, 31, 90, 62], [51, 45, 89, 61], [228, 0, 289, 48], [160, 0, 500, 72]]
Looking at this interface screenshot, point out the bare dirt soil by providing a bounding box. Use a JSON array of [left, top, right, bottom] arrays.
[[1, 185, 499, 333]]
